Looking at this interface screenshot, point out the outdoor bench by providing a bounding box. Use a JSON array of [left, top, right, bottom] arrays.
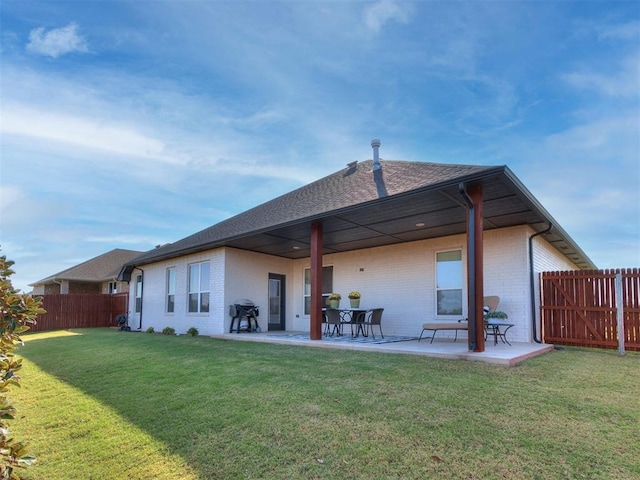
[[418, 320, 467, 343]]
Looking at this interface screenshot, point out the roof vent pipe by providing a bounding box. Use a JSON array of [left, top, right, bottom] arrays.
[[371, 139, 381, 171]]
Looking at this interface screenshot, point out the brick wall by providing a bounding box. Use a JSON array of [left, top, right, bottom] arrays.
[[128, 226, 583, 342]]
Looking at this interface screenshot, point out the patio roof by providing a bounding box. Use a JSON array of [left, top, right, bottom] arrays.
[[125, 159, 595, 270]]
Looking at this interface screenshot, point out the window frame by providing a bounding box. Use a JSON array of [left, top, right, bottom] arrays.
[[303, 265, 333, 315], [435, 249, 464, 317], [166, 267, 176, 314], [134, 274, 142, 313], [188, 261, 210, 314]]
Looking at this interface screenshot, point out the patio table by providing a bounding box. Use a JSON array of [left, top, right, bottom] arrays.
[[485, 320, 515, 346]]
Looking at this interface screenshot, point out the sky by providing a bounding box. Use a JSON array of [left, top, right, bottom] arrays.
[[1, 0, 639, 293]]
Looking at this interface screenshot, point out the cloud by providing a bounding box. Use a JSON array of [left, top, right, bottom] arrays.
[[596, 20, 640, 42], [1, 103, 173, 164], [363, 0, 410, 33], [562, 53, 640, 98], [26, 22, 88, 58]]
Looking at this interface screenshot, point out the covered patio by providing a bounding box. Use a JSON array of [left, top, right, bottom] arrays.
[[213, 331, 554, 366]]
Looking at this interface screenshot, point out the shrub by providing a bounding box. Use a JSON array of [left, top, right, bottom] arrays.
[[0, 254, 43, 478], [187, 327, 198, 337], [162, 327, 176, 335], [145, 327, 155, 334]]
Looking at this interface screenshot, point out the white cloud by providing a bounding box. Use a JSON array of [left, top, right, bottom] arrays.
[[1, 103, 174, 164], [26, 22, 89, 58], [363, 0, 410, 33], [562, 54, 640, 98], [597, 20, 640, 42]]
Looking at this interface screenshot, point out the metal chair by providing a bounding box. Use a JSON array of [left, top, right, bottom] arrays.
[[324, 309, 343, 336], [363, 308, 384, 339]]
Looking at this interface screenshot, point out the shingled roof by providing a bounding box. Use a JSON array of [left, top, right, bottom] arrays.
[[32, 248, 144, 286], [125, 159, 595, 269]]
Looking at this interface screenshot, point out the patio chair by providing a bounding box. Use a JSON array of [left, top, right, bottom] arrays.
[[363, 308, 384, 339], [324, 308, 343, 336], [483, 296, 500, 314]]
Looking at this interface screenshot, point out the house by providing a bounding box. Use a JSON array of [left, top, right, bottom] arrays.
[[119, 141, 595, 351], [31, 248, 144, 295]]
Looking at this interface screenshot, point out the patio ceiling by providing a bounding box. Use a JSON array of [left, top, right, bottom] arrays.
[[223, 170, 594, 269]]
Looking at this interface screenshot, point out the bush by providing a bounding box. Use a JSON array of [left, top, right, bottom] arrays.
[[0, 254, 43, 478], [187, 327, 198, 337], [162, 327, 176, 335], [145, 327, 155, 334]]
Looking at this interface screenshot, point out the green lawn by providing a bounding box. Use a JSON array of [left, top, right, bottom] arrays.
[[11, 328, 640, 479]]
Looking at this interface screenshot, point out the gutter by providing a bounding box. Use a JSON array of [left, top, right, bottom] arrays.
[[136, 267, 144, 331], [529, 223, 553, 343]]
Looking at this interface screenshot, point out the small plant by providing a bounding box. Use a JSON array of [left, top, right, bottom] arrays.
[[328, 293, 341, 301], [162, 326, 176, 335], [145, 327, 155, 334], [348, 291, 361, 299], [187, 327, 198, 337], [484, 311, 508, 320]]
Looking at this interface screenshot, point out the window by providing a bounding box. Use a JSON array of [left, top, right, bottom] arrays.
[[166, 268, 176, 313], [135, 274, 142, 313], [188, 262, 210, 313], [436, 250, 463, 316], [303, 266, 333, 315], [108, 281, 117, 294]]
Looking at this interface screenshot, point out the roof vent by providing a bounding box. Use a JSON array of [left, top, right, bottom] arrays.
[[371, 139, 381, 171]]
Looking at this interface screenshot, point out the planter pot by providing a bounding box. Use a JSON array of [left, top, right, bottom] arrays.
[[349, 298, 360, 308], [329, 300, 340, 309]]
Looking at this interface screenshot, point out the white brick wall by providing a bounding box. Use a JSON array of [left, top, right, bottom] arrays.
[[128, 226, 582, 343]]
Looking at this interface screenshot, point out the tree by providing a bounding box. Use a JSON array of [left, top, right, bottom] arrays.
[[0, 254, 44, 479]]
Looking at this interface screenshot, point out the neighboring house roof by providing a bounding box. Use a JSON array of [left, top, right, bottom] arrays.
[[31, 248, 144, 286], [124, 159, 596, 270]]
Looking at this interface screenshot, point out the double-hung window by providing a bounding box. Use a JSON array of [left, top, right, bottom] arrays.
[[436, 250, 463, 316], [166, 268, 176, 313], [188, 262, 210, 313], [303, 266, 333, 315]]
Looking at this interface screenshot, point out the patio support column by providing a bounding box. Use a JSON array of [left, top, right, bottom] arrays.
[[310, 222, 323, 340], [460, 183, 485, 353]]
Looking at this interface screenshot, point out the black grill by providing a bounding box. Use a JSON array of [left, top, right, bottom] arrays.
[[229, 300, 260, 333]]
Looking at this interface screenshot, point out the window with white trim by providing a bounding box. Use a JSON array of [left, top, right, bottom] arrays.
[[303, 266, 333, 315], [166, 268, 176, 313], [188, 262, 210, 313], [135, 274, 142, 313], [436, 250, 463, 316]]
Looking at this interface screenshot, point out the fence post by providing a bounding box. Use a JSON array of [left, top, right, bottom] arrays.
[[615, 272, 624, 356]]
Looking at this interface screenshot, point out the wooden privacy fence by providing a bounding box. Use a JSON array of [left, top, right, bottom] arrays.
[[541, 269, 640, 352], [30, 293, 129, 332]]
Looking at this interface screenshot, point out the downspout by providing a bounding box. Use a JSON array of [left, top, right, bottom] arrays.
[[136, 266, 144, 331], [529, 223, 553, 343], [459, 183, 476, 351]]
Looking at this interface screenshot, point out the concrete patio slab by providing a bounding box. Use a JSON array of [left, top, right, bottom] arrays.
[[212, 331, 554, 366]]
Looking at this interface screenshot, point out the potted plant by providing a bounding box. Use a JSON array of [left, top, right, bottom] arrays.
[[328, 293, 341, 308], [348, 291, 361, 308], [484, 310, 509, 322]]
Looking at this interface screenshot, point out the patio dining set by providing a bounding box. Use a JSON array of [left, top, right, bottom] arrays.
[[323, 308, 384, 339]]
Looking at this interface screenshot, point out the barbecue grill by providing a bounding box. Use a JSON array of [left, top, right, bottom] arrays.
[[229, 299, 261, 333]]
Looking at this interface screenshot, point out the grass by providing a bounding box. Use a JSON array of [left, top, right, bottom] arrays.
[[10, 328, 640, 479]]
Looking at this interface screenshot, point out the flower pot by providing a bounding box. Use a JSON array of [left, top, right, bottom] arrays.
[[329, 300, 340, 308], [349, 298, 360, 308]]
